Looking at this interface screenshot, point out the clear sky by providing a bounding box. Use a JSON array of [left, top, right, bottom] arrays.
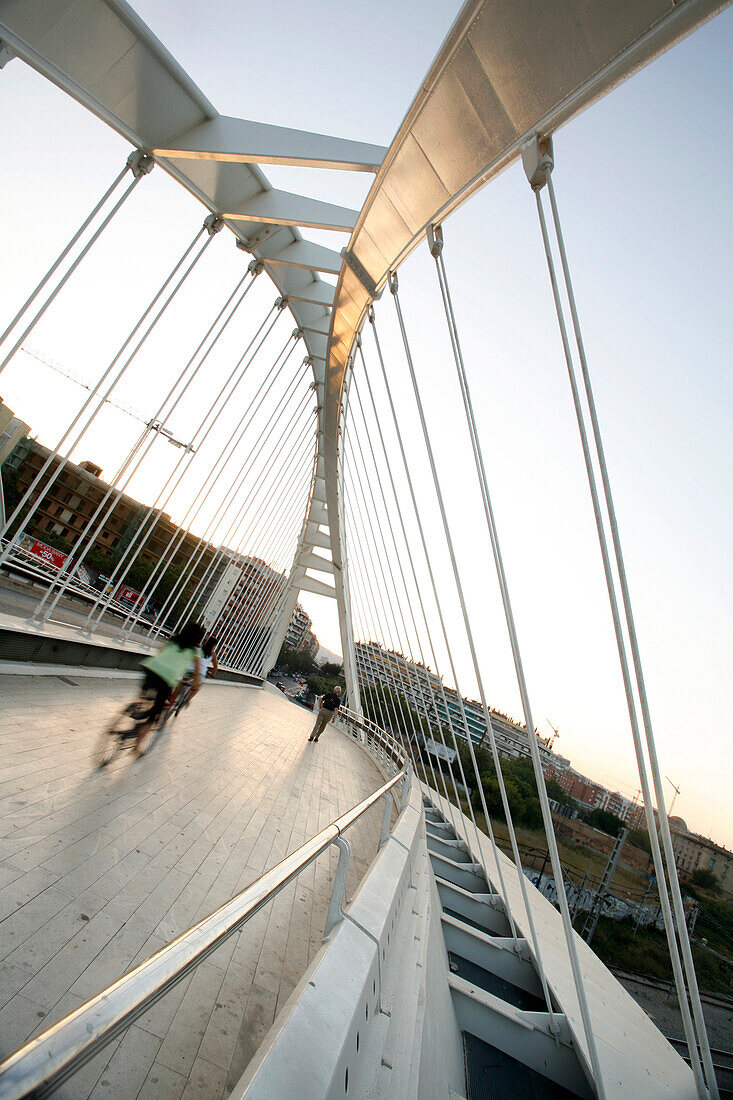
[[0, 2, 731, 850]]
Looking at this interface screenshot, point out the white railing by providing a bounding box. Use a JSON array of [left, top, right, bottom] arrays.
[[0, 712, 409, 1100]]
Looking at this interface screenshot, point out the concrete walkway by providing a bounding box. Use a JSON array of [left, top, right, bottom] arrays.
[[0, 674, 387, 1098]]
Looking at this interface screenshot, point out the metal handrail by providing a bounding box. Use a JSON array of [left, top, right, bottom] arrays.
[[337, 704, 407, 771], [0, 727, 408, 1100]]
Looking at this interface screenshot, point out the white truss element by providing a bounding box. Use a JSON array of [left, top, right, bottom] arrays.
[[222, 189, 358, 233], [154, 115, 386, 171], [260, 436, 357, 702], [286, 281, 336, 308], [300, 315, 331, 338], [263, 241, 342, 276]]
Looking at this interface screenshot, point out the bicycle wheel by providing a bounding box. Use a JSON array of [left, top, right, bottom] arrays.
[[174, 684, 190, 717], [93, 727, 120, 768]]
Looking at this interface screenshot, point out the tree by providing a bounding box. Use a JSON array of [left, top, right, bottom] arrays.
[[629, 827, 652, 854], [307, 673, 345, 697], [584, 808, 625, 837], [277, 645, 317, 675], [691, 868, 720, 892], [320, 661, 343, 677], [360, 682, 431, 740]]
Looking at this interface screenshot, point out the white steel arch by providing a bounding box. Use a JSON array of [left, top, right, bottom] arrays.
[[0, 3, 728, 1097], [1, 0, 726, 697]]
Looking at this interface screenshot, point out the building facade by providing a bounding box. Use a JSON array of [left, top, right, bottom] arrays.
[[4, 436, 225, 621], [285, 603, 312, 652], [354, 640, 562, 768], [670, 821, 733, 897], [545, 765, 646, 829]]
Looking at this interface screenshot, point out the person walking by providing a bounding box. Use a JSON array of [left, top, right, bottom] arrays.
[[308, 685, 342, 742]]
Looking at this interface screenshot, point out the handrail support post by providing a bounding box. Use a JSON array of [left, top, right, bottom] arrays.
[[400, 765, 412, 812], [379, 792, 392, 849], [323, 835, 351, 940]]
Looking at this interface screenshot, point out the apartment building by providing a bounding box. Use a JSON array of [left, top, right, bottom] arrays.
[[670, 820, 733, 897], [354, 640, 562, 768], [546, 766, 646, 829], [4, 436, 224, 616], [285, 602, 312, 651]]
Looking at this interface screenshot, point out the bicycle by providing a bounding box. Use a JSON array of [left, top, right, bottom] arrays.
[[170, 674, 194, 719], [94, 689, 182, 767]]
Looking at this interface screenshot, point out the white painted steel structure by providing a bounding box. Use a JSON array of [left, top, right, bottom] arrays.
[[0, 2, 728, 1096]]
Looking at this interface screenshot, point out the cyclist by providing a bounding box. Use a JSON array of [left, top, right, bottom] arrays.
[[135, 622, 205, 753]]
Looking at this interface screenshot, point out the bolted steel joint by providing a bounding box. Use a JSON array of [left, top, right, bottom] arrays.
[[521, 133, 554, 191], [275, 296, 289, 310], [203, 214, 224, 236], [367, 305, 376, 324], [247, 258, 264, 276], [427, 223, 444, 258], [388, 271, 398, 295], [355, 331, 362, 349], [292, 327, 304, 340], [127, 149, 155, 179]]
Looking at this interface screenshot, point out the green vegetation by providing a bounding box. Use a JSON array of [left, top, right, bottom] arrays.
[[320, 662, 343, 678], [360, 681, 431, 739], [628, 827, 652, 854], [458, 742, 572, 832], [583, 807, 625, 837], [591, 908, 733, 997], [277, 645, 317, 675], [307, 673, 345, 696], [691, 868, 721, 892]]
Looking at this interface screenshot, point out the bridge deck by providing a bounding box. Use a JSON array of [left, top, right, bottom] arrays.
[[0, 675, 387, 1098]]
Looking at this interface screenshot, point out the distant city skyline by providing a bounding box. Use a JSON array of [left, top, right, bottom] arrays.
[[0, 1, 730, 852]]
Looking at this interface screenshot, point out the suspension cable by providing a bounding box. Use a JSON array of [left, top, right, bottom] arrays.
[[162, 369, 310, 646], [83, 299, 284, 633], [365, 308, 521, 945], [344, 375, 460, 825], [151, 345, 306, 640], [428, 229, 608, 1085], [213, 410, 316, 665], [531, 164, 714, 1096], [32, 267, 261, 625], [0, 221, 213, 562], [135, 334, 305, 639], [389, 275, 564, 1032], [174, 375, 314, 638], [0, 155, 152, 376]]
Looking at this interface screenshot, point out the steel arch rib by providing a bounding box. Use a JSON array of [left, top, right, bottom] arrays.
[[319, 0, 728, 708]]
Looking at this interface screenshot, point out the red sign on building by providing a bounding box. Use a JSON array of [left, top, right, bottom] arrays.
[[30, 540, 67, 570], [116, 583, 146, 608]]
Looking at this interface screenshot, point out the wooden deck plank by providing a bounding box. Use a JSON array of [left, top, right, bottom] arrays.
[[0, 675, 386, 1096]]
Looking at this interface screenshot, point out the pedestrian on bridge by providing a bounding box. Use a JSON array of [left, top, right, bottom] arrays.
[[308, 686, 341, 742]]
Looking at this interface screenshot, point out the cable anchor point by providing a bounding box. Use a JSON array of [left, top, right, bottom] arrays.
[[427, 223, 444, 258], [521, 134, 554, 191], [247, 258, 264, 276], [126, 149, 155, 179], [388, 271, 398, 295], [203, 214, 224, 236], [275, 296, 289, 310]]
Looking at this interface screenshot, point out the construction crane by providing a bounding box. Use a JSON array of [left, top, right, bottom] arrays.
[[666, 776, 681, 817], [545, 719, 559, 749]]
